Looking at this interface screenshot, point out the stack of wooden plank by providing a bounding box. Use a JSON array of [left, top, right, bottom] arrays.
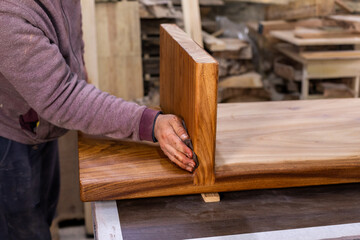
[[202, 29, 270, 102], [249, 0, 360, 100], [139, 0, 181, 94]]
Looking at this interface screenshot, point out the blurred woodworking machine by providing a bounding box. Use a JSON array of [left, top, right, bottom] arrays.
[[79, 24, 360, 239]]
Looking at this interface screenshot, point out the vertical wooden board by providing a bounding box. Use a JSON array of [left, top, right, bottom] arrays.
[[160, 24, 218, 186], [81, 0, 99, 88], [95, 1, 143, 100], [181, 0, 203, 47]]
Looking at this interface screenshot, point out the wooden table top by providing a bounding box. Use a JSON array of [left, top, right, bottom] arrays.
[[79, 99, 360, 201]]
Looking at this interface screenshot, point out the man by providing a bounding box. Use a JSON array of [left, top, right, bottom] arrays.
[[0, 1, 196, 239]]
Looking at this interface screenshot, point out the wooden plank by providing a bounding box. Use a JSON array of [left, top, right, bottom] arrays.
[[79, 98, 360, 201], [300, 50, 360, 60], [329, 15, 360, 32], [267, 0, 335, 21], [81, 0, 99, 87], [202, 31, 226, 51], [116, 184, 360, 240], [95, 1, 143, 100], [294, 27, 360, 39], [224, 0, 290, 4], [219, 72, 263, 88], [307, 59, 360, 79], [160, 24, 218, 186], [271, 30, 360, 46], [181, 0, 203, 47]]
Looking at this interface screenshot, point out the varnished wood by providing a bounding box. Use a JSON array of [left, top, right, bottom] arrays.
[[159, 24, 218, 186], [79, 99, 360, 201]]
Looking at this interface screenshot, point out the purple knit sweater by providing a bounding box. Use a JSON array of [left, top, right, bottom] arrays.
[[0, 0, 158, 145]]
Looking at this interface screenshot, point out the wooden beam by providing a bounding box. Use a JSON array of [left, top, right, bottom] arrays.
[[160, 24, 218, 186], [181, 0, 203, 47]]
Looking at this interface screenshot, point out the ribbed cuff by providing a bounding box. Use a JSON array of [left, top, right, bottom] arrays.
[[139, 108, 161, 142]]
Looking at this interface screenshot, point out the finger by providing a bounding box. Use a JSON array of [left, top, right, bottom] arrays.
[[163, 148, 194, 172], [167, 132, 193, 159], [169, 116, 189, 141], [165, 144, 195, 169]]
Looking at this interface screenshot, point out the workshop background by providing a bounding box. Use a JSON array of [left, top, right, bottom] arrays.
[[53, 0, 360, 239]]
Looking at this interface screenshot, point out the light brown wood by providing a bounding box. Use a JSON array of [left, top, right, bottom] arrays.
[[79, 99, 360, 201], [271, 30, 360, 46], [267, 0, 335, 21], [202, 31, 226, 51], [95, 1, 143, 100], [225, 0, 289, 4], [181, 0, 203, 47], [81, 0, 99, 87], [160, 24, 218, 186], [335, 0, 355, 13], [201, 193, 220, 203], [219, 72, 263, 88], [294, 27, 360, 39]]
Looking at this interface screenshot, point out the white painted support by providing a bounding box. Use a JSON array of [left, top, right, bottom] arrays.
[[93, 201, 123, 240], [188, 223, 360, 240]]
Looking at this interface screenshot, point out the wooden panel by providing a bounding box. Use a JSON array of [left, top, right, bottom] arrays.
[[159, 24, 218, 186], [95, 1, 143, 100], [307, 59, 360, 79], [271, 30, 360, 46], [79, 99, 360, 201], [81, 0, 99, 87], [267, 0, 335, 21], [117, 183, 360, 240]]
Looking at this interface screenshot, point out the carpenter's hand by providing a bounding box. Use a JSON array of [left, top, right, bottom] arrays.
[[154, 114, 196, 172]]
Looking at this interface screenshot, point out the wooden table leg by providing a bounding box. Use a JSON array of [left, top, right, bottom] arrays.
[[301, 67, 309, 100]]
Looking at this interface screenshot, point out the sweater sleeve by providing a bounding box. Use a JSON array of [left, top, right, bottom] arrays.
[[0, 10, 157, 141]]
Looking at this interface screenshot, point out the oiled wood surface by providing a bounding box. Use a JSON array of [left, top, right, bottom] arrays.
[[160, 24, 218, 185], [79, 99, 360, 201], [117, 183, 360, 240]]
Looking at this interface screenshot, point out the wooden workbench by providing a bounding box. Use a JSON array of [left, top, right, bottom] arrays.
[[92, 183, 360, 240]]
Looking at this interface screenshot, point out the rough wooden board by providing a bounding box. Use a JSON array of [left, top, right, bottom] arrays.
[[294, 27, 360, 39], [300, 50, 360, 60], [267, 0, 335, 20], [160, 24, 218, 186], [95, 1, 143, 100], [219, 72, 263, 88], [79, 99, 360, 201], [271, 30, 360, 46]]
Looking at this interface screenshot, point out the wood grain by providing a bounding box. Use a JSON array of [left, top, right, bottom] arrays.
[[159, 24, 218, 186], [79, 99, 360, 201], [95, 1, 143, 100]]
